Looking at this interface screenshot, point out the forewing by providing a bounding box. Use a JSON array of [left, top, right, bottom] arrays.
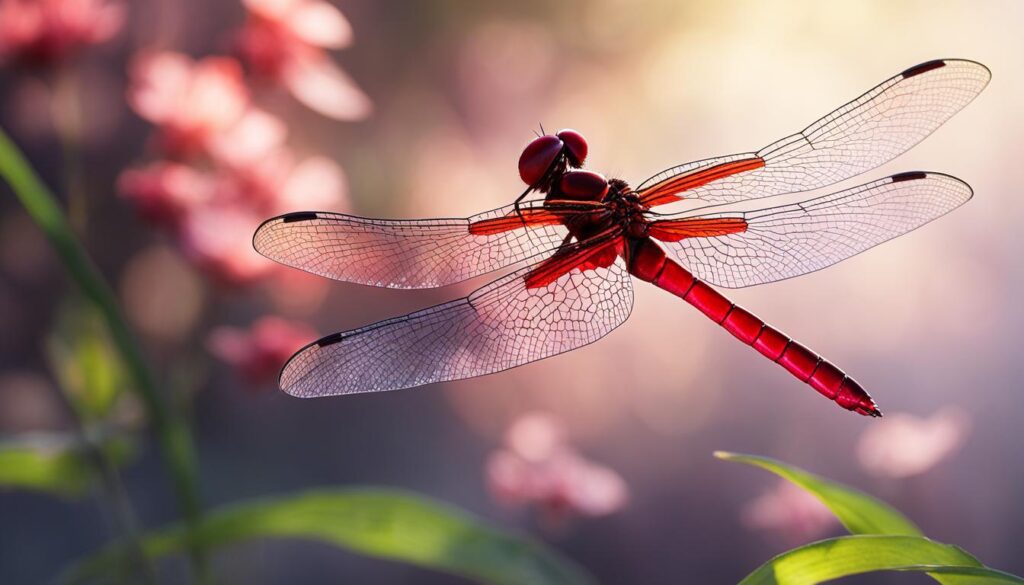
[[638, 59, 990, 206], [279, 257, 635, 397], [654, 172, 972, 288], [253, 201, 571, 289]]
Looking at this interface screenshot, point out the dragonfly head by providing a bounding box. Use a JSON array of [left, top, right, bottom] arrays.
[[518, 129, 589, 191]]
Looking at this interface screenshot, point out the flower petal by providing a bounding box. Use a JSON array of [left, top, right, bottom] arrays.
[[288, 0, 352, 49], [279, 156, 348, 212], [282, 55, 371, 121]]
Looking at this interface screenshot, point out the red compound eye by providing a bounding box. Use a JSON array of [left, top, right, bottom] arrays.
[[556, 129, 588, 167], [559, 170, 608, 201], [518, 135, 564, 186]]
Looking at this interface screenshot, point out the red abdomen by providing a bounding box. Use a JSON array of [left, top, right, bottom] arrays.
[[627, 237, 881, 417]]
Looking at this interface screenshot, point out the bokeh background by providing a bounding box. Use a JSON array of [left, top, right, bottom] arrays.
[[1, 0, 1022, 583]]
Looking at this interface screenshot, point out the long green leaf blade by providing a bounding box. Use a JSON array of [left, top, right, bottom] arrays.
[[68, 489, 593, 585], [715, 451, 921, 536], [740, 535, 1024, 585], [0, 125, 207, 576]]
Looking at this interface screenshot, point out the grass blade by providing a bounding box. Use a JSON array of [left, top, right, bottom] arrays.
[[739, 535, 1024, 585], [715, 451, 1024, 584], [715, 451, 921, 536], [0, 125, 207, 577]]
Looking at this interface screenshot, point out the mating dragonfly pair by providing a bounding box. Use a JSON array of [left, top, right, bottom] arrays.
[[254, 59, 990, 417]]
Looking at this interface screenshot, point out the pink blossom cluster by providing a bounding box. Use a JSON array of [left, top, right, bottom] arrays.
[[114, 1, 370, 384], [486, 412, 628, 522], [117, 1, 368, 287], [119, 49, 351, 285], [0, 0, 124, 66], [235, 0, 371, 120]]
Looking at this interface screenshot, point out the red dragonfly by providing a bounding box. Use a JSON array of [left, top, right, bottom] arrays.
[[254, 59, 989, 416]]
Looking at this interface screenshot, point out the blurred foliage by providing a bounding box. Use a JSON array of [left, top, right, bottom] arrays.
[[67, 489, 593, 585], [0, 124, 206, 577], [0, 433, 134, 498], [720, 452, 1024, 585], [47, 299, 131, 423]]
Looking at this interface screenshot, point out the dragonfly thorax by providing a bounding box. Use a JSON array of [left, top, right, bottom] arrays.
[[604, 178, 649, 238]]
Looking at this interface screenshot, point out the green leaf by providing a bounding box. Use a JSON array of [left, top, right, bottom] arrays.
[[0, 433, 132, 498], [0, 434, 94, 497], [67, 489, 593, 585], [739, 535, 1024, 585], [716, 454, 1024, 581], [714, 451, 922, 536]]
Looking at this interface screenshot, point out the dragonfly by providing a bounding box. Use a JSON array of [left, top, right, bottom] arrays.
[[254, 58, 990, 416]]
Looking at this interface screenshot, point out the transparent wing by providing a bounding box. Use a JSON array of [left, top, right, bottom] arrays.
[[653, 172, 972, 288], [279, 257, 634, 397], [638, 59, 990, 206], [253, 200, 575, 289]]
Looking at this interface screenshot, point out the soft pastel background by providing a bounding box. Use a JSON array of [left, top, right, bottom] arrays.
[[1, 0, 1021, 583]]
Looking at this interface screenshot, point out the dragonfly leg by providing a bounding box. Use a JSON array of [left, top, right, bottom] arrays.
[[511, 184, 535, 227], [512, 156, 569, 251]]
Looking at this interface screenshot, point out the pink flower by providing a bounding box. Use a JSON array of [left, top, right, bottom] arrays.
[[272, 155, 348, 212], [0, 0, 124, 66], [856, 408, 970, 478], [116, 161, 215, 229], [121, 24, 358, 288], [207, 316, 316, 385], [216, 147, 349, 217], [742, 480, 839, 545], [236, 0, 371, 121], [119, 148, 347, 286], [178, 204, 275, 286], [126, 51, 250, 158], [485, 412, 628, 521], [171, 152, 346, 285], [205, 108, 287, 173], [120, 48, 350, 286]]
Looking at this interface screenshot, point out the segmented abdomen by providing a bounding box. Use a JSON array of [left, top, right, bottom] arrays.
[[628, 237, 880, 416]]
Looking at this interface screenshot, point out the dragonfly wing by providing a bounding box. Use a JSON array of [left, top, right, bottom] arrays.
[[279, 256, 634, 397], [253, 200, 572, 289], [652, 172, 972, 288], [638, 59, 990, 206]]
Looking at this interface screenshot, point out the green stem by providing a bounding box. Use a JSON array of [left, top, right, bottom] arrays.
[[0, 125, 209, 582], [76, 423, 155, 583]]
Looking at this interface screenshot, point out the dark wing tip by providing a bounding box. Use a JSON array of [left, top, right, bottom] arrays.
[[900, 59, 947, 79], [889, 170, 974, 198], [900, 58, 992, 86], [282, 211, 319, 223], [890, 171, 928, 183], [252, 211, 320, 258], [316, 332, 345, 347]]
